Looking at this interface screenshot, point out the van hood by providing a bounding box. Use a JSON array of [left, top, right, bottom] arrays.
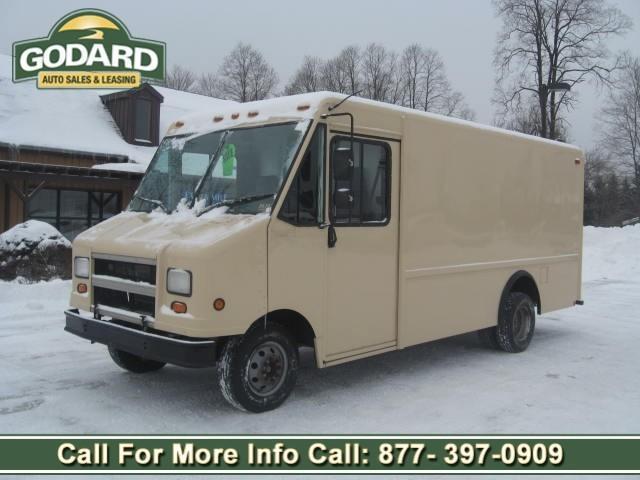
[[73, 208, 269, 259]]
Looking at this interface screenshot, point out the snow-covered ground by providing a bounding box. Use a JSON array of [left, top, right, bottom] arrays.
[[1, 226, 639, 442]]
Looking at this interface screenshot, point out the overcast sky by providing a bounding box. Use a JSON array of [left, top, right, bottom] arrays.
[[2, 0, 639, 150]]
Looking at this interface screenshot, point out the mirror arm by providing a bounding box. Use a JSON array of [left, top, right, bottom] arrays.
[[320, 112, 354, 164]]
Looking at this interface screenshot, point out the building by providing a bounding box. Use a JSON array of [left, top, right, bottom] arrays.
[[0, 53, 234, 240]]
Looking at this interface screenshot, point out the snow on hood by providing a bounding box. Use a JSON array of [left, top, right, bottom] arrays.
[[0, 220, 71, 252], [75, 203, 269, 257]]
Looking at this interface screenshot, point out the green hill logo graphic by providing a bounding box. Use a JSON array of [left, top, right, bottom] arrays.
[[13, 9, 166, 88]]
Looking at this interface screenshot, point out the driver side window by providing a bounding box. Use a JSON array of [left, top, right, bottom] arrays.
[[278, 124, 326, 225]]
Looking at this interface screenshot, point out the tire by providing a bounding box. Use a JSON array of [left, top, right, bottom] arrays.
[[477, 326, 500, 349], [495, 292, 536, 353], [108, 346, 166, 373], [217, 322, 298, 413]]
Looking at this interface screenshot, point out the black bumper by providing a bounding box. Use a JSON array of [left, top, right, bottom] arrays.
[[64, 309, 217, 368]]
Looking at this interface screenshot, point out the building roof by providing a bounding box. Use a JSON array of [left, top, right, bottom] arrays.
[[0, 53, 235, 168]]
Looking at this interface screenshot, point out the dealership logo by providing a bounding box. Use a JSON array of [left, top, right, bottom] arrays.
[[12, 9, 165, 88]]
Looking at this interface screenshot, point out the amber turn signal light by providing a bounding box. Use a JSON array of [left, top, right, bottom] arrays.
[[213, 298, 225, 311], [171, 301, 188, 314], [77, 283, 87, 294]]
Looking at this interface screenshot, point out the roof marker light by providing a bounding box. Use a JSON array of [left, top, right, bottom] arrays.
[[213, 116, 224, 122], [231, 113, 240, 120], [248, 111, 259, 118], [297, 104, 310, 111], [175, 120, 184, 128]]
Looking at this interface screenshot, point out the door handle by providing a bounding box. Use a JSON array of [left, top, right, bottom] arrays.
[[328, 225, 337, 248]]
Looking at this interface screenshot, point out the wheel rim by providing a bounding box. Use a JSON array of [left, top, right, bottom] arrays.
[[245, 341, 288, 397], [513, 304, 533, 344]]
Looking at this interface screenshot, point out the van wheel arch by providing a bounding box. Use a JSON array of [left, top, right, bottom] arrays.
[[502, 270, 541, 314], [215, 310, 316, 362], [248, 309, 316, 348]]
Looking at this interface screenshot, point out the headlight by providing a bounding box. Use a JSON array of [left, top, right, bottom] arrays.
[[167, 268, 192, 296], [74, 257, 90, 278]]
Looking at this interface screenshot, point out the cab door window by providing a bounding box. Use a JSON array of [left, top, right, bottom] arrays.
[[278, 124, 326, 225], [330, 136, 390, 225]]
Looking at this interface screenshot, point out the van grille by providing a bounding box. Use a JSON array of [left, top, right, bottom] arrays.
[[94, 258, 156, 285], [94, 286, 155, 317]]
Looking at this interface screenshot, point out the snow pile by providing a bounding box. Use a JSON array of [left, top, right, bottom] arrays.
[[0, 220, 71, 281], [582, 224, 640, 283]]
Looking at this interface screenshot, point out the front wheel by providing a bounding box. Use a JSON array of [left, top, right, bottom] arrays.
[[217, 323, 298, 413]]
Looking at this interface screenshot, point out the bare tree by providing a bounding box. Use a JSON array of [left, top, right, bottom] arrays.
[[443, 91, 477, 121], [195, 72, 221, 97], [321, 45, 361, 94], [163, 65, 197, 92], [284, 56, 324, 95], [600, 53, 640, 187], [399, 44, 475, 119], [218, 43, 279, 102], [361, 43, 396, 102], [494, 0, 631, 140], [419, 48, 452, 113]]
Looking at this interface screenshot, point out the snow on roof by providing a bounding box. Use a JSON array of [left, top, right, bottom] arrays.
[[0, 53, 235, 166], [171, 90, 582, 152], [92, 162, 147, 174]]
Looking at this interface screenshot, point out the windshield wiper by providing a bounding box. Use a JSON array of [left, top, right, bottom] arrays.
[[191, 130, 230, 207], [196, 193, 276, 217], [131, 194, 169, 213]]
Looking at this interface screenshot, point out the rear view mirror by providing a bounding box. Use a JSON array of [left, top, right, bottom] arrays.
[[335, 188, 353, 210], [332, 146, 353, 181]]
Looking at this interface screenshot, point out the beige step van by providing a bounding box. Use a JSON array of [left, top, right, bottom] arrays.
[[65, 92, 584, 412]]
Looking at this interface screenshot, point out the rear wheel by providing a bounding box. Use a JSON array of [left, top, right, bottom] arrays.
[[217, 323, 298, 413], [480, 292, 536, 353], [108, 346, 166, 373]]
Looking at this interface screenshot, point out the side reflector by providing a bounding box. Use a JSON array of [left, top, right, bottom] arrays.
[[77, 283, 87, 294], [213, 298, 225, 311], [171, 301, 188, 314]]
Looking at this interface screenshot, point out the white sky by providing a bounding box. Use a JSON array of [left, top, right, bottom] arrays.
[[1, 0, 639, 150]]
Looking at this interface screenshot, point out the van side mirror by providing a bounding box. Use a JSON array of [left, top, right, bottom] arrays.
[[332, 146, 353, 181], [335, 188, 353, 210]]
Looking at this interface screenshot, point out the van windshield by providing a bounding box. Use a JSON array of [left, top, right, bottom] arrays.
[[129, 120, 310, 214]]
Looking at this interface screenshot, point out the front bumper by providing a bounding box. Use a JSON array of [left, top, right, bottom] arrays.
[[64, 309, 218, 368]]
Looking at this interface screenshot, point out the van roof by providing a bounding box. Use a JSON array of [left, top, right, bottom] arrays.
[[169, 91, 582, 153]]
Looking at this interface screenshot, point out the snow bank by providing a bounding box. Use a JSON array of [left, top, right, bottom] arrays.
[[0, 221, 71, 281], [582, 224, 640, 283], [0, 220, 70, 252]]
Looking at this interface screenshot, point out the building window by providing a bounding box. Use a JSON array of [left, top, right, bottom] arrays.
[[330, 136, 390, 225], [27, 188, 120, 240], [134, 98, 152, 142]]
